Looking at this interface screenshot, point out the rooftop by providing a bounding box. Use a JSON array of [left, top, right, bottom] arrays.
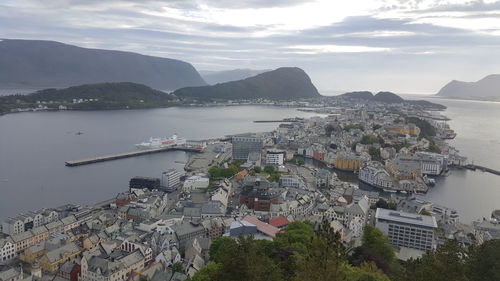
[[376, 208, 437, 228]]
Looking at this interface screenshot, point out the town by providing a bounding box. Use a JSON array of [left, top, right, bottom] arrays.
[[1, 96, 499, 281]]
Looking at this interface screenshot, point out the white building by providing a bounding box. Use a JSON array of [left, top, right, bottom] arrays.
[[375, 208, 437, 251], [183, 174, 209, 192], [359, 162, 393, 189], [266, 149, 285, 165], [161, 169, 181, 188], [0, 237, 16, 264]]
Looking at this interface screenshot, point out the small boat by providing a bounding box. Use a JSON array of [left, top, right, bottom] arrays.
[[75, 131, 83, 135]]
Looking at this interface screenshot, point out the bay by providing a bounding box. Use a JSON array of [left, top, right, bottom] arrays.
[[0, 106, 320, 218]]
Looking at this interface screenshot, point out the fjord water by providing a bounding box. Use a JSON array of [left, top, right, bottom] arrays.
[[0, 106, 320, 218], [0, 100, 499, 223], [420, 98, 500, 222]]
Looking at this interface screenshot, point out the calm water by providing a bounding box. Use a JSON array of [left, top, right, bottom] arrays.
[[420, 98, 500, 223], [0, 106, 320, 218], [1, 101, 499, 223]]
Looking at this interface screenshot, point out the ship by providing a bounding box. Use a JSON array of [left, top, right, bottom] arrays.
[[135, 134, 186, 149]]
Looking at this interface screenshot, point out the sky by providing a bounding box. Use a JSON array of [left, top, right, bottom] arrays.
[[2, 0, 500, 94]]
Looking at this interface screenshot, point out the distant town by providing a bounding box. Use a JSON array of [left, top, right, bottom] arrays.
[[2, 96, 499, 281]]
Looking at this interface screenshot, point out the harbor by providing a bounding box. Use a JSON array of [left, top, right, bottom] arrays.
[[65, 146, 202, 167]]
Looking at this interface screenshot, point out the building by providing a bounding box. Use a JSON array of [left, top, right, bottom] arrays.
[[39, 242, 81, 272], [183, 174, 209, 192], [171, 221, 206, 250], [375, 208, 437, 251], [239, 180, 282, 211], [161, 169, 181, 189], [359, 162, 394, 190], [280, 176, 306, 189], [265, 149, 285, 165], [0, 237, 16, 264], [0, 267, 30, 281], [80, 249, 145, 281], [129, 177, 160, 192], [231, 135, 263, 161], [334, 152, 368, 172]]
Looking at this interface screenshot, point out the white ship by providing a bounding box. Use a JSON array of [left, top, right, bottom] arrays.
[[135, 134, 186, 149]]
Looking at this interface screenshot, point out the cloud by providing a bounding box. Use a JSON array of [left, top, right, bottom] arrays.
[[1, 0, 500, 93], [284, 44, 393, 54]]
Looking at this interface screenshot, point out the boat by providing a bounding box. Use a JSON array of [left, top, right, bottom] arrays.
[[135, 134, 186, 149], [423, 175, 436, 187], [75, 131, 83, 135]]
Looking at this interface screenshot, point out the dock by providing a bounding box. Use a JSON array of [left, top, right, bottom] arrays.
[[253, 118, 303, 123], [464, 164, 500, 176], [65, 146, 202, 167]]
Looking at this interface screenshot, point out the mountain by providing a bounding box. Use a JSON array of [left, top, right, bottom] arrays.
[[436, 74, 500, 100], [173, 67, 321, 100], [340, 91, 374, 100], [0, 82, 176, 113], [200, 69, 271, 84], [373, 91, 405, 103], [339, 91, 445, 109], [0, 39, 206, 90]]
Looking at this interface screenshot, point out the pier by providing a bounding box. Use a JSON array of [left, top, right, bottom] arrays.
[[464, 164, 500, 176], [65, 146, 202, 167], [253, 118, 303, 123]]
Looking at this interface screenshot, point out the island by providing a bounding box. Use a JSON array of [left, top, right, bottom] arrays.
[[436, 74, 500, 101]]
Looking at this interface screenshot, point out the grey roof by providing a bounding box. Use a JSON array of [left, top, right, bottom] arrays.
[[171, 222, 205, 238], [45, 243, 80, 263], [0, 237, 14, 248], [376, 208, 437, 228], [183, 207, 201, 218], [0, 268, 21, 281], [61, 215, 77, 226], [11, 230, 33, 242], [201, 201, 223, 215], [31, 226, 49, 235], [87, 250, 144, 276]]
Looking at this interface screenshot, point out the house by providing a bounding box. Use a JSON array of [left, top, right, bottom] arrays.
[[57, 262, 80, 281], [171, 222, 206, 250], [269, 216, 290, 229], [234, 170, 249, 180], [0, 237, 16, 264], [80, 249, 146, 281], [154, 247, 181, 267], [242, 216, 280, 239], [39, 242, 81, 272]]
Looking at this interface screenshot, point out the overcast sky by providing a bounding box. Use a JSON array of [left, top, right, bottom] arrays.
[[2, 0, 500, 94]]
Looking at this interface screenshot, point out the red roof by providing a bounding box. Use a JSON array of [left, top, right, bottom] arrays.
[[242, 215, 280, 238], [269, 216, 290, 228]]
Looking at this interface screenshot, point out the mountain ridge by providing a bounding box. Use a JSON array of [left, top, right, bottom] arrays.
[[436, 74, 500, 100], [200, 69, 271, 85], [339, 91, 446, 109], [0, 39, 207, 90], [174, 67, 321, 100]]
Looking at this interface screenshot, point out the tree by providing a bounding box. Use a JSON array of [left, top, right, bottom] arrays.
[[209, 236, 238, 262], [375, 199, 389, 209], [264, 165, 276, 174], [350, 226, 396, 274], [171, 262, 184, 274], [400, 240, 469, 281], [362, 226, 395, 263], [187, 263, 222, 281], [467, 239, 500, 281], [253, 166, 262, 173]]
